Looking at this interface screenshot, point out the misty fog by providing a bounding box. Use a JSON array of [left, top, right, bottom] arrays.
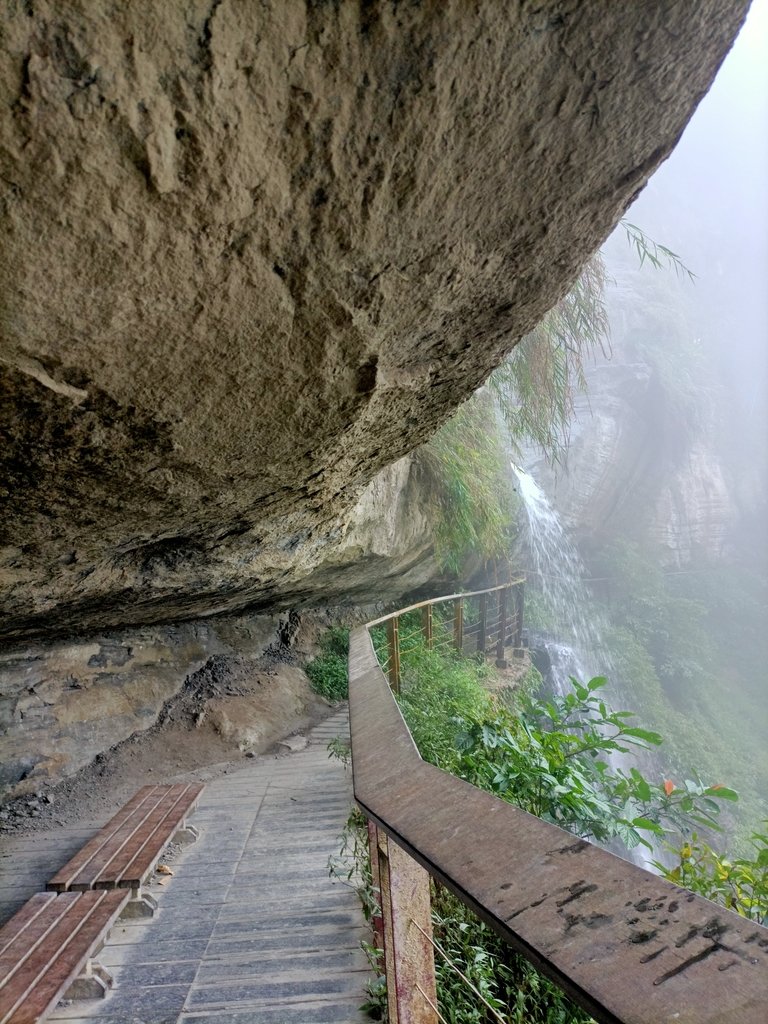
[[520, 0, 768, 846]]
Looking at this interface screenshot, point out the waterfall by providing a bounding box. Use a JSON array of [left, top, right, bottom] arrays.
[[512, 466, 612, 688], [513, 465, 652, 868]]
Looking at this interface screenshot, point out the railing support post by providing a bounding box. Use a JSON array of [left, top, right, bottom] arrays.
[[477, 593, 488, 654], [496, 587, 508, 667], [387, 616, 401, 693], [422, 604, 433, 651], [377, 831, 438, 1024], [513, 580, 525, 655], [453, 597, 464, 652], [367, 820, 386, 969]]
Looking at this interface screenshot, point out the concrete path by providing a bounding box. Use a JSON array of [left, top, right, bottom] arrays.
[[14, 708, 371, 1024]]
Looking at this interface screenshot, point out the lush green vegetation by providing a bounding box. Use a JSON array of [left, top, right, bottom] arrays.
[[489, 255, 609, 465], [305, 626, 350, 701], [429, 883, 586, 1024], [397, 648, 730, 855], [333, 628, 765, 1023], [424, 394, 516, 575], [654, 826, 768, 924], [591, 539, 768, 850]]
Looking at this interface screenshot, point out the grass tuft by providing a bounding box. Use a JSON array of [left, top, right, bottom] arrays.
[[305, 626, 350, 702]]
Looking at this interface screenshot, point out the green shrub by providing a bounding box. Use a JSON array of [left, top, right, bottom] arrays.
[[393, 641, 743, 1022], [396, 646, 495, 774], [593, 539, 768, 851], [305, 627, 350, 701], [431, 883, 593, 1024], [655, 826, 768, 923]]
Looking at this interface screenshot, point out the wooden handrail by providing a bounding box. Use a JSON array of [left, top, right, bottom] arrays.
[[349, 589, 768, 1024], [365, 579, 525, 628]]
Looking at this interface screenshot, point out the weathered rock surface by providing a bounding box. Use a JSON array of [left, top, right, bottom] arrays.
[[206, 667, 315, 753], [529, 361, 738, 565], [0, 449, 459, 802], [0, 610, 286, 801], [0, 602, 331, 802], [296, 452, 457, 602], [0, 0, 749, 641], [652, 441, 734, 566]]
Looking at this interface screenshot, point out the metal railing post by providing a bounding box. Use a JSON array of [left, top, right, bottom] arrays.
[[377, 831, 438, 1024], [387, 615, 401, 693], [477, 593, 488, 653], [453, 597, 464, 652], [422, 604, 433, 650], [495, 587, 508, 667]]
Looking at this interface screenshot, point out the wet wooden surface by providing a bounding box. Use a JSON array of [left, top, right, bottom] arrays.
[[48, 784, 203, 892], [0, 889, 128, 1024], [349, 624, 768, 1024]]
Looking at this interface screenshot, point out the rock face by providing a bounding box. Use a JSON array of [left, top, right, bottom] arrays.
[[529, 363, 737, 565], [525, 286, 739, 567], [652, 442, 734, 566], [0, 450, 454, 801], [0, 1, 749, 641], [296, 452, 454, 602], [0, 611, 283, 801], [526, 362, 659, 541]]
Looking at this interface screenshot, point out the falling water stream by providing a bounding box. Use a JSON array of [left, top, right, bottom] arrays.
[[512, 465, 653, 867], [512, 465, 613, 689]]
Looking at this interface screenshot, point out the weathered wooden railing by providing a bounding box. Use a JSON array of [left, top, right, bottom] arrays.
[[378, 581, 526, 693], [348, 584, 768, 1024]]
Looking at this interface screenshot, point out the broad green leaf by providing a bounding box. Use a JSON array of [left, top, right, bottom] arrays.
[[632, 816, 662, 833], [621, 726, 663, 745], [705, 786, 739, 802], [634, 779, 652, 803]]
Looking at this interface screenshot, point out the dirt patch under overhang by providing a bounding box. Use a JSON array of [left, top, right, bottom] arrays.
[[0, 636, 341, 837]]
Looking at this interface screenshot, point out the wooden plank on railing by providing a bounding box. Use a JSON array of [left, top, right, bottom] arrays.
[[377, 830, 438, 1024], [495, 588, 508, 667], [367, 821, 386, 970], [349, 625, 768, 1024], [366, 581, 525, 629], [514, 582, 525, 649]]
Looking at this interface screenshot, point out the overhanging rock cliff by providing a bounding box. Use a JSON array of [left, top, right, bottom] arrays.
[[0, 1, 749, 643]]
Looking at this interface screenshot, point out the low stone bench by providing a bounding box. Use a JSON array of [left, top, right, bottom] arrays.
[[0, 889, 129, 1024], [47, 783, 203, 910]]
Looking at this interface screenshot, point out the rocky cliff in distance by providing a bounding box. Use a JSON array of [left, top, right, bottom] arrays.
[[0, 0, 750, 644], [529, 363, 737, 566], [525, 260, 739, 568]]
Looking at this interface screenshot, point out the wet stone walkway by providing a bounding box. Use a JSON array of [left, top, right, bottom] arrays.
[[13, 709, 371, 1024]]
